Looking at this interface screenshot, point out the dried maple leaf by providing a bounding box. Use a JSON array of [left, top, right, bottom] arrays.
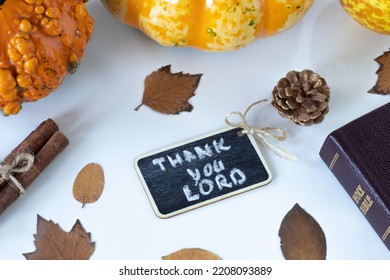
[[73, 163, 105, 207], [368, 49, 390, 95], [23, 215, 95, 260], [278, 203, 326, 260], [162, 248, 221, 260], [135, 65, 202, 114]]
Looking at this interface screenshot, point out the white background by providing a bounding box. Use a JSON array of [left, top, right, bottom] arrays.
[[1, 0, 389, 260]]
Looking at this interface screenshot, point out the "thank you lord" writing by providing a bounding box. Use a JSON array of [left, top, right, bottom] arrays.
[[151, 138, 247, 202]]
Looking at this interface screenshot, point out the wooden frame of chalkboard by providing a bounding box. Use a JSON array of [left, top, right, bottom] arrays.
[[134, 127, 272, 218]]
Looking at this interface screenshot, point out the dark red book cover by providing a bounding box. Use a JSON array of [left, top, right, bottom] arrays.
[[320, 102, 390, 251]]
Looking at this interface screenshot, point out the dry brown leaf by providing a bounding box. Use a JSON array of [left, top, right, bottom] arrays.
[[23, 215, 95, 260], [135, 65, 202, 114], [368, 49, 390, 95], [73, 163, 105, 207], [279, 203, 326, 260], [162, 248, 221, 260]]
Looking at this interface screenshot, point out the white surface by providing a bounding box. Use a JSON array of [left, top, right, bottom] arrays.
[[1, 0, 389, 260]]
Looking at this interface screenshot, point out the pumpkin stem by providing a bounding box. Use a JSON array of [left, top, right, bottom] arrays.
[[67, 61, 80, 74]]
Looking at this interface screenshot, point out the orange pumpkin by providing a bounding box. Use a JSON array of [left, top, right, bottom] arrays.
[[339, 0, 390, 35], [0, 0, 94, 115], [102, 0, 314, 51]]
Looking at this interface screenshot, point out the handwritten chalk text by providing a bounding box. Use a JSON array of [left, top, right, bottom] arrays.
[[183, 160, 246, 202], [152, 138, 231, 172]]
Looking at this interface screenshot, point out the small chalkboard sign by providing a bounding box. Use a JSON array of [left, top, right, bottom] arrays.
[[135, 127, 272, 218]]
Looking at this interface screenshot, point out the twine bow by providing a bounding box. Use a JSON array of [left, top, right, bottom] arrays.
[[0, 153, 35, 195], [225, 99, 297, 161]]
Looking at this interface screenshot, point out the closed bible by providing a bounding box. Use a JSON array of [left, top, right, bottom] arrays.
[[319, 102, 390, 251]]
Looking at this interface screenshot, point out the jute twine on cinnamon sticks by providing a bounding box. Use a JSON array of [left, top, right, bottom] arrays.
[[0, 118, 69, 215]]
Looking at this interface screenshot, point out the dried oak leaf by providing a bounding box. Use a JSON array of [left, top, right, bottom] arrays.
[[23, 215, 95, 260], [279, 203, 326, 260], [73, 163, 105, 207], [162, 248, 221, 260], [368, 49, 390, 95], [135, 65, 202, 114]]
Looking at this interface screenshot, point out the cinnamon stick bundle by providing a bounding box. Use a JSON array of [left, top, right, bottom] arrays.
[[0, 118, 69, 215]]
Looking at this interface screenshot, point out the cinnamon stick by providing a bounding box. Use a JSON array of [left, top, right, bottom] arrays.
[[0, 125, 69, 215], [2, 118, 58, 166]]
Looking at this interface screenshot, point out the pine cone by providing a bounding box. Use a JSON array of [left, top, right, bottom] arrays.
[[271, 70, 330, 126]]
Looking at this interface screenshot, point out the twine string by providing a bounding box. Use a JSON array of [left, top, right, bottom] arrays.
[[0, 153, 35, 195], [225, 99, 297, 161]]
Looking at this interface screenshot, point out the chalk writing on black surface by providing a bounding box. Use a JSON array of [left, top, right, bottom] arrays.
[[135, 127, 272, 218]]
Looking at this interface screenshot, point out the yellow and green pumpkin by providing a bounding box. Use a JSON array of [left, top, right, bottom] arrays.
[[102, 0, 314, 51], [339, 0, 390, 35]]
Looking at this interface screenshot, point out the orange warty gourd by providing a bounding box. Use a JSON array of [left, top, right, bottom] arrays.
[[102, 0, 314, 51], [0, 0, 94, 115], [339, 0, 390, 34]]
